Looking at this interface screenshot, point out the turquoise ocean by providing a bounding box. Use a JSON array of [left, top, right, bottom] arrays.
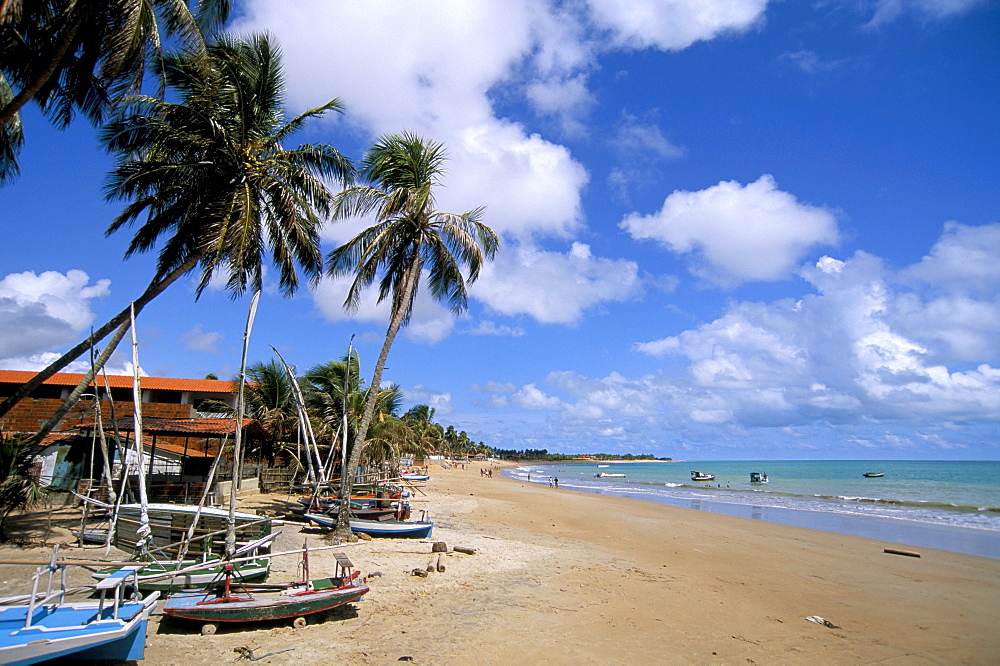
[[507, 460, 1000, 559]]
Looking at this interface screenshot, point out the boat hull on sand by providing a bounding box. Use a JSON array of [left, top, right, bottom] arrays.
[[303, 513, 434, 539], [0, 555, 158, 665], [163, 579, 367, 625]]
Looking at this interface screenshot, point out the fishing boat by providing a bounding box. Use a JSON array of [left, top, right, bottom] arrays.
[[400, 472, 430, 482], [163, 549, 368, 635], [112, 502, 273, 556], [749, 472, 769, 484], [863, 472, 885, 478], [93, 533, 275, 592], [0, 547, 159, 664], [691, 471, 715, 482], [594, 472, 626, 478], [303, 512, 434, 539]]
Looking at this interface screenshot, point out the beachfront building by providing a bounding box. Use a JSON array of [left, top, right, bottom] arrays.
[[0, 370, 268, 498]]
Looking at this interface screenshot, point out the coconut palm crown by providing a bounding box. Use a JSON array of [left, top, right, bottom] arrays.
[[104, 31, 354, 297], [0, 0, 230, 183]]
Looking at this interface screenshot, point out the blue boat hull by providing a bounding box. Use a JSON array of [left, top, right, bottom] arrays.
[[304, 513, 434, 538], [0, 594, 157, 665]]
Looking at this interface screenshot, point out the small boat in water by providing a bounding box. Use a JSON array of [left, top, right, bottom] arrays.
[[594, 472, 626, 478], [749, 472, 769, 484], [863, 472, 885, 478], [690, 471, 715, 482]]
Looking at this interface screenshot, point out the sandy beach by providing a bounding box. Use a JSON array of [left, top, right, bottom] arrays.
[[2, 462, 999, 665]]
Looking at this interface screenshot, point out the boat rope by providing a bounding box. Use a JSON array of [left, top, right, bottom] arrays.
[[234, 646, 294, 661]]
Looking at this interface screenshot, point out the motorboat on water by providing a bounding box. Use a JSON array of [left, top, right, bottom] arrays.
[[863, 472, 885, 478], [749, 472, 769, 484], [690, 471, 715, 482], [594, 472, 626, 478]]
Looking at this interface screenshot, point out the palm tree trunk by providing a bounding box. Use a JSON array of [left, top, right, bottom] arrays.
[[335, 259, 422, 539], [0, 255, 201, 421]]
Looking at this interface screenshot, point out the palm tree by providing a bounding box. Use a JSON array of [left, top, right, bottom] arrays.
[[0, 433, 46, 542], [4, 32, 355, 445], [303, 354, 405, 477], [0, 0, 230, 182], [242, 359, 298, 463], [326, 131, 499, 538]]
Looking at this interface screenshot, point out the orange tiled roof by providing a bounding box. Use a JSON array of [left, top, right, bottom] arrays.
[[96, 416, 268, 439], [0, 370, 237, 394]]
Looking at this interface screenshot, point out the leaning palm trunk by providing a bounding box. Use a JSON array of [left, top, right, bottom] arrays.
[[1, 255, 201, 426], [334, 260, 421, 539]]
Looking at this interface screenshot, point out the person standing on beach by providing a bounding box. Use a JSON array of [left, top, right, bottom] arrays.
[[554, 478, 559, 488]]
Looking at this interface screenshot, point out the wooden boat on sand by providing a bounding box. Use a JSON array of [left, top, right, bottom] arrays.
[[93, 533, 275, 592], [162, 549, 367, 634], [0, 547, 159, 664], [303, 512, 434, 539]]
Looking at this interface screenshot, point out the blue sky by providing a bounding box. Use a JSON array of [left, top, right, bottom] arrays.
[[2, 0, 998, 461]]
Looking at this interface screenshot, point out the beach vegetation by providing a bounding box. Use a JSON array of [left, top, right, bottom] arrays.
[[493, 449, 671, 462], [326, 131, 499, 538], [0, 433, 46, 542]]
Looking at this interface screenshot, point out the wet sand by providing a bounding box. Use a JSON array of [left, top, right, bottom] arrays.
[[2, 462, 999, 664]]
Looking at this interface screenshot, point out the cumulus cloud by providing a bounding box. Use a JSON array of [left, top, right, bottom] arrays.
[[235, 0, 770, 335], [586, 0, 770, 51], [404, 385, 454, 416], [473, 241, 642, 324], [620, 175, 840, 286], [472, 221, 1000, 453], [0, 270, 111, 363]]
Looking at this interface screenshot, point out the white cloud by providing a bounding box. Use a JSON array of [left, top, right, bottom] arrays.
[[404, 385, 454, 416], [182, 325, 223, 354], [904, 221, 1000, 296], [620, 175, 840, 286], [0, 269, 111, 361], [475, 221, 1000, 447], [586, 0, 770, 51], [865, 0, 990, 26], [512, 383, 563, 410], [473, 241, 642, 324], [465, 321, 526, 337], [609, 111, 684, 161]]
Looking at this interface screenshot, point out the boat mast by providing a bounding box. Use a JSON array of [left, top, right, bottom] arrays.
[[129, 304, 151, 555], [226, 290, 260, 560]]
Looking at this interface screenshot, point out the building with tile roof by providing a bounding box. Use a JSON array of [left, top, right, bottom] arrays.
[[0, 370, 270, 498]]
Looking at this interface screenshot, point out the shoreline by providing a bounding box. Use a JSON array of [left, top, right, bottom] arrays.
[[514, 461, 1000, 559], [1, 462, 998, 663]]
